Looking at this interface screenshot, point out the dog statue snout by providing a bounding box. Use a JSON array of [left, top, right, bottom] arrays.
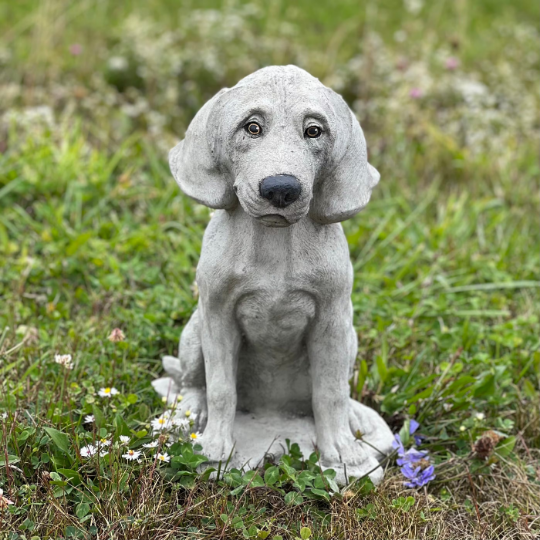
[[259, 175, 302, 208]]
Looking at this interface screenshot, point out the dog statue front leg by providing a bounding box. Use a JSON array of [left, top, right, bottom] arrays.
[[197, 307, 240, 462], [307, 302, 376, 473]]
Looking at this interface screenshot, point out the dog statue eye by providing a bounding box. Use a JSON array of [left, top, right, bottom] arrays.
[[305, 126, 322, 138], [246, 122, 262, 136]]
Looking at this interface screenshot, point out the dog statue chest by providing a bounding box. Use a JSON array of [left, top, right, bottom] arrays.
[[235, 288, 316, 349]]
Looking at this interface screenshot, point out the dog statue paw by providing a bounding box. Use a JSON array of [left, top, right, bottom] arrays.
[[152, 65, 394, 485]]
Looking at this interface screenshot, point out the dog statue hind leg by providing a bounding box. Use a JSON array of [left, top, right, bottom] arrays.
[[152, 308, 208, 430]]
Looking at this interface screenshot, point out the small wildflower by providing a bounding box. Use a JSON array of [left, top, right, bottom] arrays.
[[122, 449, 142, 461], [143, 441, 159, 448], [80, 444, 97, 458], [185, 410, 191, 417], [397, 447, 428, 467], [161, 396, 168, 403], [445, 56, 460, 70], [402, 460, 436, 489], [173, 417, 190, 430], [177, 395, 183, 402], [189, 432, 202, 441], [409, 419, 424, 445], [475, 412, 485, 421], [460, 425, 467, 432], [151, 413, 173, 431], [69, 43, 82, 56], [108, 328, 125, 342], [98, 438, 111, 447], [98, 387, 119, 398], [409, 87, 423, 99], [119, 435, 130, 444], [1, 412, 7, 420], [54, 354, 74, 369], [84, 415, 95, 424], [0, 488, 14, 509], [157, 452, 170, 463]]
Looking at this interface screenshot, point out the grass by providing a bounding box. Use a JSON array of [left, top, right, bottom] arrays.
[[1, 0, 540, 538]]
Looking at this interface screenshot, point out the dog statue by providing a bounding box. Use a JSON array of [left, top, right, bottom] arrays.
[[152, 65, 394, 483]]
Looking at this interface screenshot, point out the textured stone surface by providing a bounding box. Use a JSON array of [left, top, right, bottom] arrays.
[[153, 65, 394, 484]]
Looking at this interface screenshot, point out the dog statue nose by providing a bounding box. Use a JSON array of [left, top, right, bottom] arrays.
[[259, 175, 302, 208]]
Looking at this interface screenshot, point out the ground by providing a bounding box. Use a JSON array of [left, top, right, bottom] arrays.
[[0, 1, 539, 539]]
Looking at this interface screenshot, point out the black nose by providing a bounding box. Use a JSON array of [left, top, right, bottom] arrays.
[[259, 175, 302, 208]]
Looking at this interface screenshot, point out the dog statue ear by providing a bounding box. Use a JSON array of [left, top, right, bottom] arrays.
[[169, 89, 237, 209], [309, 90, 380, 225]]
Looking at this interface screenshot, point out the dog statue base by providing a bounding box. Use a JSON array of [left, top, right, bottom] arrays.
[[153, 371, 394, 485]]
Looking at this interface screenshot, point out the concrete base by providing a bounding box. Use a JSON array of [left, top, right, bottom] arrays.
[[152, 376, 393, 485]]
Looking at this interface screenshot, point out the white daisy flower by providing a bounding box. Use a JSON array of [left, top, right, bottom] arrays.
[[122, 449, 142, 461], [173, 417, 190, 430], [189, 432, 202, 441], [189, 413, 198, 423], [156, 452, 170, 463], [151, 414, 173, 431], [119, 435, 130, 444], [0, 488, 14, 508], [1, 412, 7, 420], [98, 387, 119, 398], [54, 354, 74, 369], [98, 438, 111, 447], [80, 444, 97, 458], [84, 415, 95, 424], [143, 440, 159, 449], [475, 412, 485, 421]]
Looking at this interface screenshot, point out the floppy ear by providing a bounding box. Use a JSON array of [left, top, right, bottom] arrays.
[[308, 90, 380, 224], [169, 88, 237, 209]]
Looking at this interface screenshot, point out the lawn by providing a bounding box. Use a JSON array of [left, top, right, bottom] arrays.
[[1, 0, 540, 538]]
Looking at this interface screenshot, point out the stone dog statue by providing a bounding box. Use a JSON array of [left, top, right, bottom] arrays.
[[153, 65, 394, 483]]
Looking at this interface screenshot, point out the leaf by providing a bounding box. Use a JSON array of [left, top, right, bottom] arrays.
[[58, 468, 82, 486], [300, 527, 312, 539], [356, 359, 368, 397], [92, 405, 106, 429], [309, 488, 330, 501], [242, 470, 264, 487], [495, 436, 516, 458], [0, 455, 20, 466], [44, 427, 71, 455], [113, 414, 131, 437], [284, 491, 303, 506], [376, 355, 388, 383], [76, 502, 91, 519], [264, 466, 280, 486]]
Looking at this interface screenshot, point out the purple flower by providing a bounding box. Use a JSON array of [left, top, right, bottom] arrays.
[[401, 462, 436, 488], [409, 87, 423, 99], [392, 433, 405, 455], [394, 420, 435, 489], [409, 419, 424, 445], [397, 447, 428, 467]]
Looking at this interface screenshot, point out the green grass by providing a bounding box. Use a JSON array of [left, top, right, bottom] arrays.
[[1, 0, 540, 538]]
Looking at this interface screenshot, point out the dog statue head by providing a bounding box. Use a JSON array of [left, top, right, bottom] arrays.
[[169, 65, 380, 227]]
